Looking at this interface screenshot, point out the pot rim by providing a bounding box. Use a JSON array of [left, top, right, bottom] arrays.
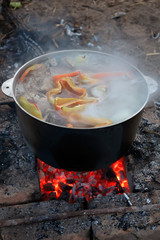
[[12, 49, 149, 130]]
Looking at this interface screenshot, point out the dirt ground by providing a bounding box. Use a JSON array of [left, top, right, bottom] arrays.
[[0, 0, 160, 89]]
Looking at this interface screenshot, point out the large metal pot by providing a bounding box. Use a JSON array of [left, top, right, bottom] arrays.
[[1, 50, 150, 171]]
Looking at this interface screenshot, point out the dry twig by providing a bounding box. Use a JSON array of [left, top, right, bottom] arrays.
[[0, 203, 160, 227]]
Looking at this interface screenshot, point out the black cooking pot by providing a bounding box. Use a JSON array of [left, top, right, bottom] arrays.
[[1, 50, 149, 171]]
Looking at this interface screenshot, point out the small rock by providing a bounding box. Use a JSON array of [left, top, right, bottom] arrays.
[[108, 0, 116, 7], [146, 198, 151, 204], [112, 11, 126, 19]]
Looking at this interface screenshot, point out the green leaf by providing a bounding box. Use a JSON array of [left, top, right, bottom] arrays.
[[10, 2, 22, 9]]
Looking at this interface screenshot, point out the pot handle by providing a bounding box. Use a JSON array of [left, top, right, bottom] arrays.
[[0, 78, 14, 105], [1, 78, 14, 97], [143, 75, 158, 96]]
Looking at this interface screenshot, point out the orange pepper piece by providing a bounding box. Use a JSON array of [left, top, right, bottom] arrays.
[[46, 79, 62, 104], [66, 123, 73, 128], [68, 113, 113, 127], [53, 71, 81, 80], [54, 97, 98, 111], [62, 105, 86, 116], [46, 77, 86, 104], [79, 74, 99, 84], [93, 72, 132, 79], [60, 77, 86, 97], [20, 64, 43, 83]]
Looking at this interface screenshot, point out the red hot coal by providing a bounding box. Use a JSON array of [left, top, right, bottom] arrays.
[[37, 157, 130, 203]]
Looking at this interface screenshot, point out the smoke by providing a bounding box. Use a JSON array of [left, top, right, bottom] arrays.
[[2, 5, 159, 107]]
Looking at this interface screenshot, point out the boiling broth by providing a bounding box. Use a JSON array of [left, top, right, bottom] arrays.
[[15, 51, 148, 128]]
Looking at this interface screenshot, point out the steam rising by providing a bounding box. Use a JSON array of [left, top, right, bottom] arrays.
[[15, 50, 149, 128]]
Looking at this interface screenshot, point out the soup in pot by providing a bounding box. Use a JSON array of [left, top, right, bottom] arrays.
[[15, 51, 148, 128]]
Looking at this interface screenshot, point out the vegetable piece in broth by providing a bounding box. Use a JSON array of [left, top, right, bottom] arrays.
[[46, 76, 87, 104], [54, 97, 98, 111], [53, 71, 81, 80], [78, 74, 99, 84], [68, 113, 113, 128], [18, 96, 43, 120], [20, 64, 43, 83]]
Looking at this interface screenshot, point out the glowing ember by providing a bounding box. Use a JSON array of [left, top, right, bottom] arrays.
[[38, 157, 130, 202]]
